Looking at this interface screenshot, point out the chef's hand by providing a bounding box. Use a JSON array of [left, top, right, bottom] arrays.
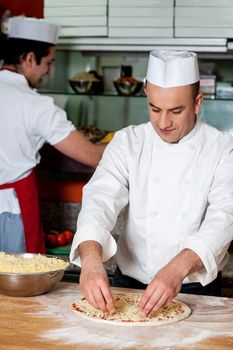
[[139, 263, 182, 318], [139, 249, 203, 317], [78, 241, 115, 314]]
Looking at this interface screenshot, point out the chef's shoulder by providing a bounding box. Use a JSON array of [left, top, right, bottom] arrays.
[[201, 121, 233, 153], [113, 122, 151, 146]]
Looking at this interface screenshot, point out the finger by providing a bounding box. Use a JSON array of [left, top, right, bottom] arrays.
[[101, 286, 115, 314], [83, 289, 99, 310], [88, 290, 99, 309], [139, 287, 154, 310], [92, 286, 108, 313], [147, 294, 170, 318], [139, 284, 163, 314], [140, 289, 164, 317]]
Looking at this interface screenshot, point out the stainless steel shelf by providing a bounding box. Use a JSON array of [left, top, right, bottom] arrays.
[[39, 90, 233, 101], [39, 90, 146, 97]]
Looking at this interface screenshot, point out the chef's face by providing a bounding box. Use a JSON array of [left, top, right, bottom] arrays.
[[145, 82, 203, 143], [26, 46, 56, 88]]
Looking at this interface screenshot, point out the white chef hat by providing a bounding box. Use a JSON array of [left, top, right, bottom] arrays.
[[3, 16, 59, 44], [146, 49, 199, 88]]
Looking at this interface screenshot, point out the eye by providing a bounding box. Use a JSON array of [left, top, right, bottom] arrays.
[[172, 109, 182, 115], [151, 108, 160, 113]]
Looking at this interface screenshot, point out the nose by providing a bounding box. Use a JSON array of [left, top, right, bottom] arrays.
[[158, 112, 172, 129], [47, 65, 53, 76]]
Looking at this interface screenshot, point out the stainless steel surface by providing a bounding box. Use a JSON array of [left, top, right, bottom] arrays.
[[113, 80, 143, 96], [0, 253, 67, 297], [69, 79, 102, 94]]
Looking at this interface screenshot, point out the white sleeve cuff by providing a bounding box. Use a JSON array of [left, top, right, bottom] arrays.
[[181, 236, 218, 286], [69, 224, 117, 267]]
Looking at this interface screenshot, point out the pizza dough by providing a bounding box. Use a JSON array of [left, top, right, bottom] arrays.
[[71, 293, 191, 326]]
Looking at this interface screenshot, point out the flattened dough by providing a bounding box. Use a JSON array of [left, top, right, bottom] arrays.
[[71, 293, 191, 326]]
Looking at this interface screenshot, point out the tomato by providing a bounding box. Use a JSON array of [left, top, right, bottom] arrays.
[[62, 230, 74, 244], [57, 233, 67, 246], [46, 234, 58, 248]]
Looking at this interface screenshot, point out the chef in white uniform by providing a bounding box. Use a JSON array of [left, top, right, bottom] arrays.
[[70, 50, 233, 316], [0, 16, 105, 254]]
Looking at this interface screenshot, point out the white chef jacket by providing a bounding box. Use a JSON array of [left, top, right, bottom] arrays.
[[0, 70, 75, 213], [70, 119, 233, 286]]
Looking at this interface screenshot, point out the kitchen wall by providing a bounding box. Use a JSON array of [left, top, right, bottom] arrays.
[[40, 50, 233, 133]]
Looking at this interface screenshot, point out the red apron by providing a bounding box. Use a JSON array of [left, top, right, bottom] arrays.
[[0, 171, 46, 253]]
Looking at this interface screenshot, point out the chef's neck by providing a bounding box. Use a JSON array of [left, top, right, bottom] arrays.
[[1, 64, 19, 73]]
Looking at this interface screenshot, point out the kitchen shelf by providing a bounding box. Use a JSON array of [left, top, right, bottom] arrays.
[[39, 90, 233, 101], [57, 37, 228, 53], [39, 90, 145, 97]]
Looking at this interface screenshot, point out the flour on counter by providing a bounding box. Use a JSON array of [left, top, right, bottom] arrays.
[[29, 286, 233, 350]]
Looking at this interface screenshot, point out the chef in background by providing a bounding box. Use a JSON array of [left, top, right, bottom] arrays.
[[0, 16, 105, 254], [70, 50, 233, 316]]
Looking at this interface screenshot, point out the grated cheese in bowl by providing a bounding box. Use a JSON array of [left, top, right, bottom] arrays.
[[0, 252, 69, 273], [0, 252, 69, 296]]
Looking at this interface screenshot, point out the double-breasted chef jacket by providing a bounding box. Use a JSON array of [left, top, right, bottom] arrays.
[[70, 119, 233, 286], [0, 70, 75, 251]]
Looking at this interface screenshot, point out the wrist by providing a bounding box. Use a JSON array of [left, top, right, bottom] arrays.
[[169, 249, 203, 281], [78, 240, 102, 267]]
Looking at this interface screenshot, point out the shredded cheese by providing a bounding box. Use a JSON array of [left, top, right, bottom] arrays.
[[72, 293, 189, 323], [0, 252, 69, 273]]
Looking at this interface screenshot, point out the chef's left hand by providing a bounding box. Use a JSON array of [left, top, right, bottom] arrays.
[[139, 248, 203, 317], [138, 263, 183, 318]]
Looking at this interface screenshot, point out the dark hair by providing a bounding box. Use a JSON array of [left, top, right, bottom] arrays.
[[191, 81, 200, 100], [0, 36, 54, 65]]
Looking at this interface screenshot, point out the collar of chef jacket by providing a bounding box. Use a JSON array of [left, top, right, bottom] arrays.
[[0, 70, 29, 89], [151, 116, 201, 150]]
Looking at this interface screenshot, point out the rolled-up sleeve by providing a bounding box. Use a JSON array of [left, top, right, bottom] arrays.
[[70, 131, 129, 266], [182, 146, 233, 285]]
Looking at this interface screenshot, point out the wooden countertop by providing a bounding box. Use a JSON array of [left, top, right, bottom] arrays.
[[0, 282, 232, 350]]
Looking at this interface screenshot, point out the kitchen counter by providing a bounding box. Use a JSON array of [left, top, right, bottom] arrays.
[[0, 282, 232, 350]]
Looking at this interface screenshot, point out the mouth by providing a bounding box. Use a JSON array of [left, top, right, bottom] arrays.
[[159, 128, 175, 134]]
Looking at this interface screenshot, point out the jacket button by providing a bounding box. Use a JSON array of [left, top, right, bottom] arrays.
[[184, 178, 191, 186]]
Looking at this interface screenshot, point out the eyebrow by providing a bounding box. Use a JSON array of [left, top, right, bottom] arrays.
[[149, 102, 184, 111]]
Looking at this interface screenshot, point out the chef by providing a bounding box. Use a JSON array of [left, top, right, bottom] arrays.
[[70, 50, 233, 316], [0, 16, 105, 254]]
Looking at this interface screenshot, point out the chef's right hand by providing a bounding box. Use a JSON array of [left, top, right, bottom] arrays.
[[79, 260, 115, 314]]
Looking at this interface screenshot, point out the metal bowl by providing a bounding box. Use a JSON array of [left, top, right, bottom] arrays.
[[113, 80, 143, 96], [69, 79, 103, 94], [0, 253, 68, 297]]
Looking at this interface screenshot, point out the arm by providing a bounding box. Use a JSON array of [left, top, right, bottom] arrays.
[[32, 95, 105, 168], [53, 130, 106, 168], [78, 240, 115, 314], [69, 131, 129, 310], [140, 141, 233, 317], [181, 145, 233, 285], [139, 248, 203, 317]]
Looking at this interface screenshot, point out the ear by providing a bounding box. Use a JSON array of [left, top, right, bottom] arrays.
[[22, 52, 36, 69], [194, 92, 203, 114], [144, 80, 148, 96]]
